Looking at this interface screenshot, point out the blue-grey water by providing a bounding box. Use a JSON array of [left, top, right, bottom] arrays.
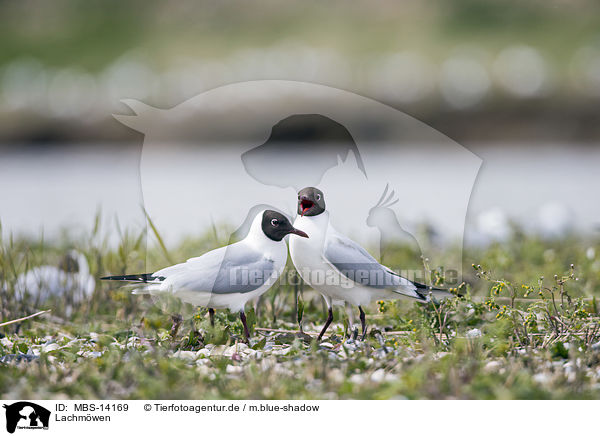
[[0, 143, 598, 248]]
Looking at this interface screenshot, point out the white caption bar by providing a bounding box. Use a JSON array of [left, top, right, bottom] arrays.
[[0, 400, 595, 436]]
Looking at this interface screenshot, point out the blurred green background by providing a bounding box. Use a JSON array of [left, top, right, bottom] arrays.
[[1, 0, 600, 142], [2, 1, 600, 401]]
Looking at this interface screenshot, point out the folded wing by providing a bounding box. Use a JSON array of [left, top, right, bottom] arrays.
[[163, 242, 276, 295], [324, 230, 425, 300]]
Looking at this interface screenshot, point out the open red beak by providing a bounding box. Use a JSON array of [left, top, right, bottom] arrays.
[[300, 198, 314, 216], [291, 228, 309, 238]]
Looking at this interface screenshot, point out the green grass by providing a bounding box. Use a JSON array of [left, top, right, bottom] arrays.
[[1, 222, 600, 399], [1, 1, 599, 70]]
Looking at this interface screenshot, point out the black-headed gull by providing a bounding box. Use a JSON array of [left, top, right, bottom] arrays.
[[12, 250, 95, 311], [102, 210, 308, 341], [289, 187, 453, 340]]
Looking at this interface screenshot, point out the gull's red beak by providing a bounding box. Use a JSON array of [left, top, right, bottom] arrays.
[[300, 198, 314, 216], [291, 228, 309, 238]]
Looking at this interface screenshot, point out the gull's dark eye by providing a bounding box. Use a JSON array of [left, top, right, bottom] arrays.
[[316, 194, 321, 201], [271, 219, 279, 227]]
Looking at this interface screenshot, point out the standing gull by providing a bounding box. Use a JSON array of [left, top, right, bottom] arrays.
[[289, 187, 453, 340], [102, 210, 307, 341]]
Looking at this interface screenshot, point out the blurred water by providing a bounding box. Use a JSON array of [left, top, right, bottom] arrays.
[[0, 145, 145, 244], [0, 143, 598, 247]]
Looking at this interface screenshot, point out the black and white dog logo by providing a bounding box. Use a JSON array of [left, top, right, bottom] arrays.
[[3, 402, 50, 433]]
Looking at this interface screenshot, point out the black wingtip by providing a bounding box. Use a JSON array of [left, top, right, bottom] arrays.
[[100, 273, 164, 282], [413, 281, 448, 293], [414, 282, 463, 300], [413, 291, 429, 302]]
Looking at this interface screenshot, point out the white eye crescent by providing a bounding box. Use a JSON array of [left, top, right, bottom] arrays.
[[271, 219, 279, 226], [316, 194, 321, 201]]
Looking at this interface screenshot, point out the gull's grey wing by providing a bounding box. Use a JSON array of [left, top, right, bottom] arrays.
[[211, 244, 276, 294], [164, 243, 276, 294], [324, 231, 417, 292]]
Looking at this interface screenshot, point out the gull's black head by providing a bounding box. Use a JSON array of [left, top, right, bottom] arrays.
[[297, 187, 326, 217], [261, 210, 308, 241]]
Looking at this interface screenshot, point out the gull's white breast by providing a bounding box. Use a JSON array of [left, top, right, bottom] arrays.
[[291, 214, 366, 304]]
